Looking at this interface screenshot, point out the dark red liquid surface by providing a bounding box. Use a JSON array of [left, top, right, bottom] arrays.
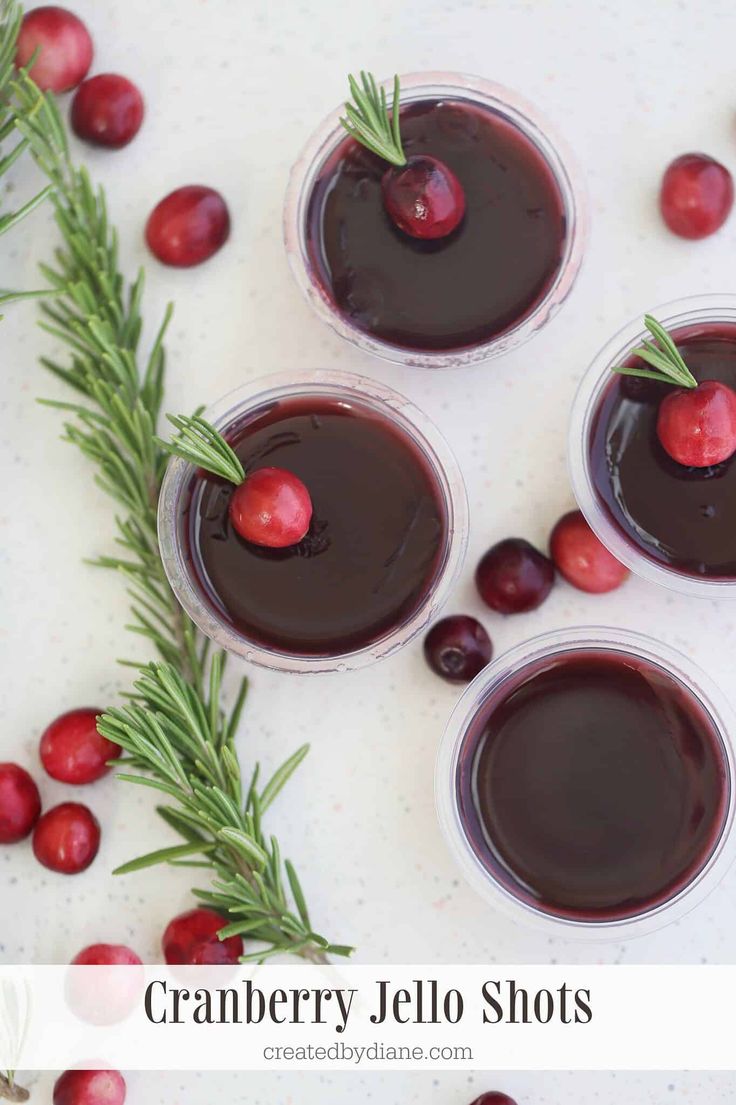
[[305, 98, 567, 352], [457, 651, 729, 921], [590, 324, 736, 578], [181, 396, 448, 657]]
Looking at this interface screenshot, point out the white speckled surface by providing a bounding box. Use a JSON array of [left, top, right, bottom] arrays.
[[3, 0, 736, 1099]]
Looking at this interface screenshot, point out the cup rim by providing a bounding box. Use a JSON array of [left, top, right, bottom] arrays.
[[569, 293, 736, 598], [157, 369, 469, 674], [283, 70, 588, 369], [435, 625, 736, 941]]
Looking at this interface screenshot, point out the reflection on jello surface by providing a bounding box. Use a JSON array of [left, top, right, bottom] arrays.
[[456, 649, 729, 922]]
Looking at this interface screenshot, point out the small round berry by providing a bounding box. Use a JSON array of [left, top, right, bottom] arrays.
[[382, 155, 465, 239], [53, 1069, 126, 1105], [32, 802, 100, 874], [0, 762, 41, 843], [659, 153, 734, 239], [657, 380, 736, 467], [72, 944, 142, 966], [229, 467, 313, 548], [549, 510, 629, 594], [162, 907, 243, 965], [40, 708, 119, 785], [469, 1095, 518, 1105], [145, 185, 230, 267], [15, 6, 93, 93], [475, 537, 555, 614], [71, 74, 144, 149], [423, 616, 492, 683]]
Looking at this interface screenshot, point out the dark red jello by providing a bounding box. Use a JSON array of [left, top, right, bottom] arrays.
[[304, 96, 567, 354], [457, 650, 729, 921], [590, 324, 736, 578], [180, 396, 449, 657]]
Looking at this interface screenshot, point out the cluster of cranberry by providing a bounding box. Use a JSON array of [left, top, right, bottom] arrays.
[[16, 4, 230, 268], [424, 511, 628, 683]]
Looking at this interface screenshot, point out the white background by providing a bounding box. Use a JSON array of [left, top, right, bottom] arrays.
[[2, 0, 736, 1100]]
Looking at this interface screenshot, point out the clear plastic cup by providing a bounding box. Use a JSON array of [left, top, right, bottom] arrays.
[[569, 294, 736, 598], [284, 71, 588, 369], [158, 370, 468, 674], [435, 627, 736, 941]]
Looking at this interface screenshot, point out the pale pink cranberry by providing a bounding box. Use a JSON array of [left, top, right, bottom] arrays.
[[15, 6, 93, 93], [549, 510, 629, 594]]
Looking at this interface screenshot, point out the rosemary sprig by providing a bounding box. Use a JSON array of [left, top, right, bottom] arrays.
[[0, 0, 52, 310], [613, 314, 697, 389], [0, 1072, 28, 1103], [340, 71, 405, 166], [9, 30, 351, 963], [159, 414, 245, 485]]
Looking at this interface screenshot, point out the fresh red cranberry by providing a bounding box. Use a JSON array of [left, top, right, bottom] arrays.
[[550, 510, 629, 594], [423, 615, 492, 683], [32, 802, 100, 874], [53, 1069, 126, 1105], [229, 467, 313, 548], [382, 155, 465, 239], [470, 1095, 518, 1105], [475, 538, 555, 614], [659, 154, 734, 239], [15, 6, 93, 93], [40, 708, 119, 785], [0, 763, 41, 843], [656, 379, 736, 467], [162, 907, 243, 965], [72, 944, 142, 966], [71, 74, 144, 149], [145, 185, 230, 267]]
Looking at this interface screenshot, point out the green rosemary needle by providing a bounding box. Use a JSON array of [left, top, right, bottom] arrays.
[[612, 314, 698, 390], [340, 70, 406, 166]]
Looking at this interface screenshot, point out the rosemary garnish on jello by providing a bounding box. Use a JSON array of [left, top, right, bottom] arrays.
[[614, 314, 736, 467], [162, 414, 313, 548], [340, 70, 465, 239]]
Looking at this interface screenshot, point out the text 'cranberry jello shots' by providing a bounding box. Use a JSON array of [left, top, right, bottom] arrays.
[[571, 295, 736, 597], [285, 71, 587, 368], [158, 372, 468, 673]]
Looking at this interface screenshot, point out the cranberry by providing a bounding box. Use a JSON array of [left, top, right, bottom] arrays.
[[72, 944, 142, 966], [424, 616, 492, 683], [71, 74, 144, 149], [40, 708, 119, 785], [382, 155, 465, 239], [656, 379, 736, 467], [32, 802, 100, 874], [659, 154, 734, 239], [145, 185, 230, 267], [229, 467, 313, 548], [15, 6, 93, 93], [53, 1069, 126, 1105], [475, 538, 555, 614], [470, 1095, 518, 1105], [162, 907, 243, 965], [0, 763, 41, 843], [550, 510, 629, 594], [69, 944, 143, 1025]]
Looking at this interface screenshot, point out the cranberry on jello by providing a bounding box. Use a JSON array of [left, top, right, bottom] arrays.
[[286, 72, 584, 365], [576, 300, 736, 590], [159, 375, 466, 671]]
